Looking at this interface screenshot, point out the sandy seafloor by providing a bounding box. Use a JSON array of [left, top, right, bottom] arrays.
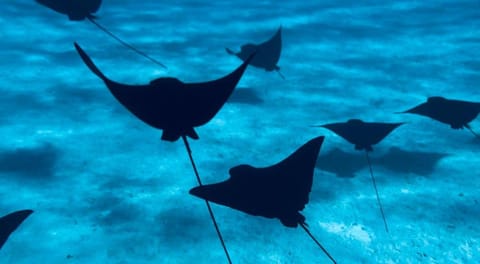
[[1, 0, 479, 263]]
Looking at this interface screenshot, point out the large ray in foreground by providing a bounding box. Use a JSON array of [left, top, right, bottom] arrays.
[[74, 42, 253, 142], [191, 137, 337, 263], [226, 26, 284, 79], [0, 210, 33, 250]]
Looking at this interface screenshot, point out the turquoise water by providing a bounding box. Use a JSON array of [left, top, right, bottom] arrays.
[[1, 1, 479, 263]]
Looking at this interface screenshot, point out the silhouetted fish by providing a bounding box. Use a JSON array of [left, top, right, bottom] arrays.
[[190, 136, 323, 227], [316, 119, 404, 152], [400, 96, 480, 138], [190, 137, 337, 263], [315, 119, 404, 232], [0, 210, 33, 250], [74, 42, 253, 142], [226, 26, 284, 79]]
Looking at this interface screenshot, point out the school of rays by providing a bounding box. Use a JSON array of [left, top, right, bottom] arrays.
[[1, 1, 479, 263]]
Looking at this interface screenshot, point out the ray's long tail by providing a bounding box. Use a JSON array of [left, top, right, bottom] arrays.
[[87, 17, 167, 69], [299, 223, 337, 264], [466, 124, 480, 140], [275, 68, 285, 80], [182, 136, 232, 264], [365, 151, 389, 233]]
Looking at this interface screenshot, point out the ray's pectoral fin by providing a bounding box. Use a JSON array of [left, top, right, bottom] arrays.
[[0, 209, 34, 250], [74, 42, 108, 82], [35, 0, 66, 14]]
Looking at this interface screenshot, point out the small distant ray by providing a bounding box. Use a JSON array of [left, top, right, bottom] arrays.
[[314, 119, 404, 233], [35, 0, 167, 69], [226, 26, 285, 79], [0, 210, 33, 250], [399, 96, 480, 139], [75, 43, 254, 264], [190, 137, 337, 264]]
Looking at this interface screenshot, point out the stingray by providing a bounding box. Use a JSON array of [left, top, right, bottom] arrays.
[[0, 210, 33, 250], [35, 0, 166, 69], [190, 136, 337, 264], [313, 119, 404, 232], [226, 26, 284, 79], [75, 42, 254, 263], [399, 96, 480, 139]]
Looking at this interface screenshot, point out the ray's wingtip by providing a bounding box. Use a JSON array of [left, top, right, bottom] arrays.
[[312, 135, 325, 144], [397, 107, 411, 113], [188, 186, 201, 197], [23, 209, 34, 215], [9, 209, 34, 217], [396, 108, 414, 114], [225, 47, 235, 55]]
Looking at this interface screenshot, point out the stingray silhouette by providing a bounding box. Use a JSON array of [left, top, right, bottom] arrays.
[[314, 119, 404, 233], [75, 42, 254, 264], [0, 210, 33, 250], [190, 136, 337, 264], [74, 42, 253, 142], [400, 96, 480, 138], [226, 26, 284, 79], [36, 0, 166, 68]]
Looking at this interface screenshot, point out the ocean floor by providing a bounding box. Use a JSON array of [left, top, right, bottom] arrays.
[[0, 0, 479, 263]]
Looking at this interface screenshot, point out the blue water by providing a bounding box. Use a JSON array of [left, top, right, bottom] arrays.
[[1, 1, 479, 263]]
